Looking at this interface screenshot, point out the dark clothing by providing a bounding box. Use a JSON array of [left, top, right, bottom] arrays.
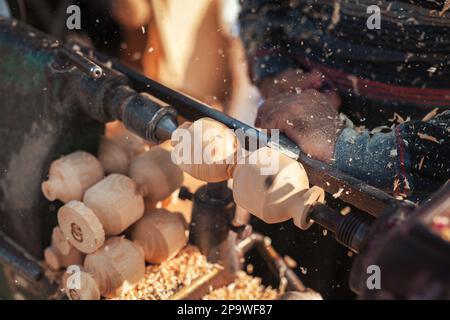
[[239, 0, 450, 196]]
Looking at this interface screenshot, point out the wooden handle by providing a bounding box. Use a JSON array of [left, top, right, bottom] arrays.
[[232, 147, 311, 224], [131, 209, 188, 264], [83, 174, 145, 235], [58, 201, 106, 254], [129, 147, 184, 202], [171, 118, 237, 182], [81, 237, 145, 299], [42, 151, 104, 203]]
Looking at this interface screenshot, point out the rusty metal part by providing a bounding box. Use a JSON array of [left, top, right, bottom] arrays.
[[237, 233, 306, 293], [308, 203, 374, 253], [189, 183, 239, 280]]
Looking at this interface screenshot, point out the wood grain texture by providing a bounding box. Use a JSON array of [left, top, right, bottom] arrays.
[[129, 147, 184, 202], [232, 147, 317, 225], [171, 118, 237, 182], [131, 209, 188, 264], [83, 174, 145, 235], [69, 237, 146, 299], [58, 201, 106, 254], [42, 151, 104, 203]]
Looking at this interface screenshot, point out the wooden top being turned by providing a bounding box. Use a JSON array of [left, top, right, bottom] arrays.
[[171, 118, 237, 182], [58, 201, 106, 254], [232, 147, 310, 224]]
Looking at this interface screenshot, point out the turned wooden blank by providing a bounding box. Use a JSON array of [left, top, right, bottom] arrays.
[[44, 245, 84, 271], [42, 151, 104, 203], [232, 147, 324, 229], [65, 237, 145, 300], [99, 122, 150, 174], [131, 209, 187, 264], [171, 118, 237, 182], [83, 174, 145, 235], [98, 137, 130, 175], [44, 227, 84, 271], [58, 201, 106, 254], [129, 147, 184, 203], [58, 175, 144, 254]]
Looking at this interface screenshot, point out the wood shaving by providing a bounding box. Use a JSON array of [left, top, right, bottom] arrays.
[[422, 108, 439, 122], [418, 156, 425, 171], [332, 188, 344, 199], [389, 113, 405, 124], [120, 246, 218, 300], [440, 0, 450, 16], [340, 206, 351, 216], [283, 255, 297, 269], [203, 271, 278, 300], [418, 133, 440, 144]]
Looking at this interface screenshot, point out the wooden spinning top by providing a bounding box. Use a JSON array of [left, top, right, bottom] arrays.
[[41, 151, 104, 203], [171, 118, 237, 182], [232, 147, 324, 229], [44, 227, 84, 271], [64, 237, 145, 300], [58, 174, 145, 253], [131, 209, 188, 264], [129, 147, 184, 203]]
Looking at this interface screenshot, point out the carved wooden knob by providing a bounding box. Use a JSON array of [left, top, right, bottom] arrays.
[[44, 227, 85, 270], [58, 201, 106, 254], [131, 209, 187, 264], [58, 175, 144, 254], [42, 151, 104, 203], [64, 237, 145, 300], [129, 147, 184, 203], [83, 174, 145, 235]]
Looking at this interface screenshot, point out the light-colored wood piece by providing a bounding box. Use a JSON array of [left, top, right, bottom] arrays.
[[100, 121, 151, 174], [41, 151, 104, 203], [58, 201, 106, 254], [65, 237, 145, 300], [83, 174, 145, 235], [51, 226, 72, 255], [129, 147, 184, 202], [171, 118, 237, 182], [292, 186, 325, 230], [44, 245, 84, 271], [45, 227, 85, 271], [232, 147, 324, 229], [98, 137, 130, 175], [131, 209, 187, 264]]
